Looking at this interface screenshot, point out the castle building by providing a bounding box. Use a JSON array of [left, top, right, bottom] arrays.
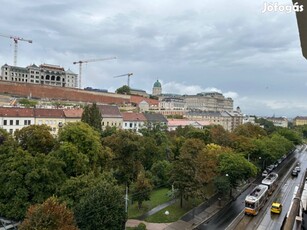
[[0, 63, 78, 88], [152, 80, 162, 96]]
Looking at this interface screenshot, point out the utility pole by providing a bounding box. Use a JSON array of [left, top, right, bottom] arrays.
[[125, 184, 129, 213]]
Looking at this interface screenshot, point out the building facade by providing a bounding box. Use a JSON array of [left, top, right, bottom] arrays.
[[183, 92, 233, 112], [122, 112, 146, 132], [293, 116, 307, 126], [266, 117, 288, 128], [98, 104, 123, 130], [0, 63, 78, 88], [152, 80, 162, 96]]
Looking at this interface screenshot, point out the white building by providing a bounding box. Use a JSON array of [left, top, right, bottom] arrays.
[[0, 63, 78, 88], [122, 112, 146, 132], [0, 107, 34, 134]]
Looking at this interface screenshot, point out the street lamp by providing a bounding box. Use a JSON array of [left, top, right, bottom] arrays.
[[225, 174, 232, 199]]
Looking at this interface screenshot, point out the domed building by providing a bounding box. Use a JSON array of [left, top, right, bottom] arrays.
[[152, 80, 162, 96]]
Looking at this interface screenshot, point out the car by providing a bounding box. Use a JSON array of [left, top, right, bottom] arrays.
[[262, 170, 268, 177], [277, 159, 282, 164], [295, 166, 301, 172], [292, 169, 298, 176], [271, 202, 282, 214], [266, 165, 274, 172]]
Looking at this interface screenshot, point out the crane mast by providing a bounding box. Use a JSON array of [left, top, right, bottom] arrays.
[[0, 34, 32, 66], [73, 57, 116, 89], [113, 73, 133, 88]]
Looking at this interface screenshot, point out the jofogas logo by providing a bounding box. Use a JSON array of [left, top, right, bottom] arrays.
[[262, 2, 304, 13]]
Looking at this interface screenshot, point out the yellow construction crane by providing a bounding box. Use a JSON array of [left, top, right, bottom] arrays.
[[73, 57, 116, 89], [113, 73, 133, 88], [0, 34, 33, 66]]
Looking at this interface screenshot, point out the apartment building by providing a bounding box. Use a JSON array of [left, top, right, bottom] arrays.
[[122, 112, 146, 132], [293, 116, 307, 126], [97, 104, 123, 130], [0, 107, 34, 134]]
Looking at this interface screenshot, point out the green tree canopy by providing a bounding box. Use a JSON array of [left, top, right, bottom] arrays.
[[131, 170, 153, 209], [81, 103, 102, 131], [74, 180, 127, 230], [0, 149, 66, 219], [102, 130, 144, 186], [116, 85, 131, 94], [58, 122, 112, 173], [218, 152, 257, 188], [14, 125, 56, 155]]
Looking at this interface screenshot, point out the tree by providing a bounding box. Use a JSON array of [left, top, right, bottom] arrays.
[[51, 142, 90, 177], [81, 103, 102, 131], [102, 130, 144, 186], [150, 160, 172, 186], [19, 197, 78, 230], [14, 125, 55, 155], [218, 152, 257, 190], [209, 125, 231, 147], [131, 170, 153, 209], [169, 139, 207, 207], [115, 85, 131, 94], [58, 122, 113, 173], [255, 117, 276, 134], [233, 123, 267, 138], [58, 172, 116, 208], [74, 180, 127, 230], [0, 149, 66, 219]]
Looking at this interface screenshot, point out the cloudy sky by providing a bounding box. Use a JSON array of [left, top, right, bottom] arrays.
[[0, 0, 306, 118]]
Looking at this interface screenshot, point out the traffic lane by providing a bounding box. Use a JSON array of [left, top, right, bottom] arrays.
[[257, 177, 298, 230], [256, 149, 307, 230], [198, 185, 255, 230], [198, 147, 300, 230]]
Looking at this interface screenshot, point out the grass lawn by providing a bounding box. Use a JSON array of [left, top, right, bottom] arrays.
[[128, 187, 171, 219], [145, 182, 216, 223]]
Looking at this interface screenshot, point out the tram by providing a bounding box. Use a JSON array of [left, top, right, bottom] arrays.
[[245, 184, 269, 216], [261, 172, 278, 195]]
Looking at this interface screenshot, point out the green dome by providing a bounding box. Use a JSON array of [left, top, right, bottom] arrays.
[[153, 80, 161, 88]]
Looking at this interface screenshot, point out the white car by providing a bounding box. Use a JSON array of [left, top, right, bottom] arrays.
[[262, 170, 268, 177]]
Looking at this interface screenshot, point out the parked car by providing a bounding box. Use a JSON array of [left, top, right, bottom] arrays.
[[295, 166, 301, 172], [292, 169, 298, 176], [262, 170, 268, 177], [271, 202, 282, 214], [266, 165, 274, 172]]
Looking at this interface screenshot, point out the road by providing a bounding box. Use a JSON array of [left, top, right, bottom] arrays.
[[198, 146, 305, 230]]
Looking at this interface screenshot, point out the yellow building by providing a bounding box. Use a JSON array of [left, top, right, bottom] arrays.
[[34, 109, 65, 135], [293, 116, 307, 126]]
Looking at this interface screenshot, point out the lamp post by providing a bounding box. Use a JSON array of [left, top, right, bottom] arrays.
[[226, 173, 232, 199]]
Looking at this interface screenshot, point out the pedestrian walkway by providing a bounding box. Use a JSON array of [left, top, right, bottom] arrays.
[[126, 180, 252, 230], [137, 199, 177, 220]]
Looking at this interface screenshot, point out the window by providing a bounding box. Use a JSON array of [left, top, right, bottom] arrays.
[[125, 122, 127, 127], [3, 120, 7, 125], [10, 120, 13, 125], [16, 120, 19, 125], [130, 123, 133, 128], [9, 129, 13, 134]]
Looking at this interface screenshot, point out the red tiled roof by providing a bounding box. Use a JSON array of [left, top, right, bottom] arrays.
[[97, 104, 122, 118], [63, 109, 84, 118], [122, 112, 146, 121], [34, 108, 65, 118], [0, 107, 34, 117], [130, 95, 159, 106]]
